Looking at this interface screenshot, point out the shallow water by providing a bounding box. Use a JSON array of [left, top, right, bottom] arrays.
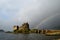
[[0, 32, 60, 40]]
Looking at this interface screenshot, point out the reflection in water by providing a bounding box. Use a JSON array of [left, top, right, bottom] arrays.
[[0, 32, 60, 40]]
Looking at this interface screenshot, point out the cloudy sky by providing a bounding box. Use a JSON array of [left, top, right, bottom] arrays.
[[0, 0, 60, 31]]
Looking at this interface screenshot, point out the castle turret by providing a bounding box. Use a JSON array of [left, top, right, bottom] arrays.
[[13, 25, 19, 32]]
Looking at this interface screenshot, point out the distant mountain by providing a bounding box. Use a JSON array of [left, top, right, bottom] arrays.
[[0, 30, 4, 32]]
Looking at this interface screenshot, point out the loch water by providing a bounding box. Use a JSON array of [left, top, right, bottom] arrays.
[[0, 32, 60, 40]]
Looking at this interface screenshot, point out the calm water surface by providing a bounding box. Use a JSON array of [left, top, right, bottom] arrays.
[[0, 32, 60, 40]]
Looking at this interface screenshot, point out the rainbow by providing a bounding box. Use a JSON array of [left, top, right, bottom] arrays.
[[35, 14, 59, 29]]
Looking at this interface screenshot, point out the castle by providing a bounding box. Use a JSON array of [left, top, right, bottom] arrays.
[[13, 22, 47, 34], [13, 22, 30, 33]]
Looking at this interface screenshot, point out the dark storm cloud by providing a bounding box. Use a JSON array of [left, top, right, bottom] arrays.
[[38, 14, 60, 30]]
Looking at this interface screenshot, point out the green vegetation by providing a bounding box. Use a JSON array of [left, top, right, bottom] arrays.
[[30, 29, 38, 33], [13, 29, 30, 34]]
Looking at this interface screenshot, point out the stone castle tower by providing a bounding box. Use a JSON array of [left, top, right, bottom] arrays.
[[22, 22, 29, 30]]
